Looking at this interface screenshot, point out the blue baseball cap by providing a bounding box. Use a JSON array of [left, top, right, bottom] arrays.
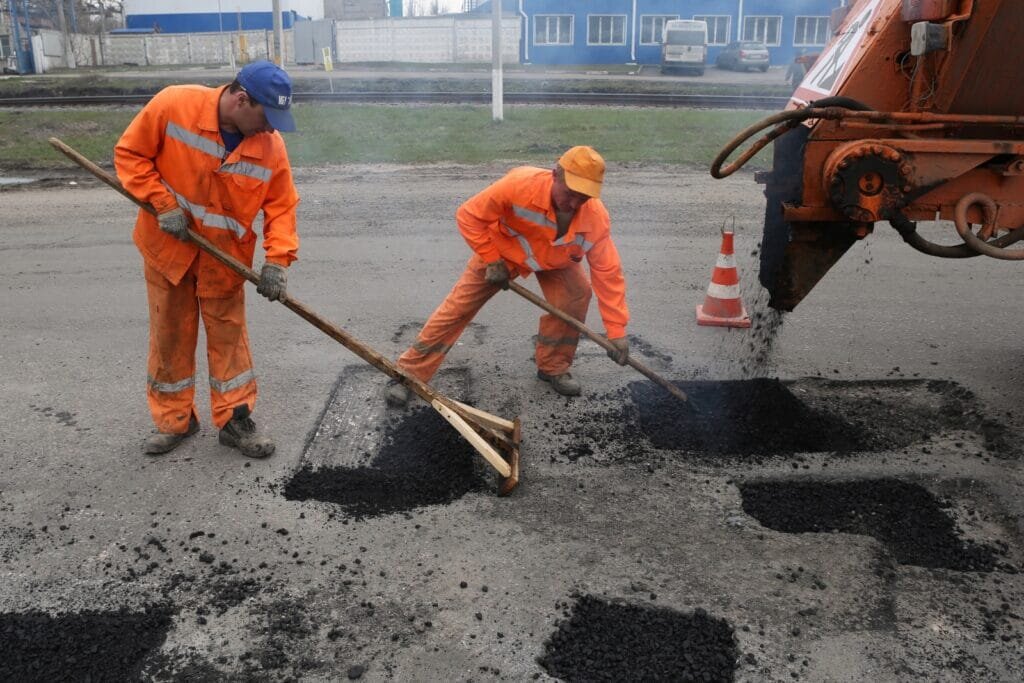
[[237, 60, 296, 132]]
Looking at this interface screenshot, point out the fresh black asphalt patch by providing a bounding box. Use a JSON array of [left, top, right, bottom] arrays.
[[632, 378, 866, 454], [739, 478, 1005, 571], [283, 406, 487, 518], [538, 594, 738, 682], [0, 605, 173, 681], [559, 378, 1012, 461]]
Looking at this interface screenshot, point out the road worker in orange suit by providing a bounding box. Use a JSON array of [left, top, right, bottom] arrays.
[[385, 146, 630, 406], [114, 60, 300, 458]]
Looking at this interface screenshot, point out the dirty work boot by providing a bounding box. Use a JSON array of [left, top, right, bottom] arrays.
[[537, 371, 582, 397], [144, 415, 199, 455], [218, 405, 275, 459], [384, 379, 411, 408]]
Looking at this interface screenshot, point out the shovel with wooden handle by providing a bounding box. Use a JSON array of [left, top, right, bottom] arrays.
[[50, 137, 521, 496], [506, 280, 692, 406]]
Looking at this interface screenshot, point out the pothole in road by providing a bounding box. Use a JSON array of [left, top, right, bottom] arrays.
[[632, 378, 867, 454], [284, 406, 487, 518], [558, 378, 1012, 462], [0, 605, 173, 680], [739, 478, 1007, 572], [538, 595, 738, 682]]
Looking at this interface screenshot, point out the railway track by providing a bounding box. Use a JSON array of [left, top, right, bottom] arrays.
[[0, 92, 788, 110]]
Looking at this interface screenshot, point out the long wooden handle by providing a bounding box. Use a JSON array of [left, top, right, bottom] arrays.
[[48, 137, 450, 409], [507, 280, 689, 404]]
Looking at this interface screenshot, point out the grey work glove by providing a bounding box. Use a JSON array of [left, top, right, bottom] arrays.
[[484, 260, 510, 290], [606, 336, 629, 366], [257, 263, 287, 302], [157, 207, 190, 241]]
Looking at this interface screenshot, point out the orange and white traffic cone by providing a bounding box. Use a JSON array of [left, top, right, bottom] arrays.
[[696, 229, 751, 328]]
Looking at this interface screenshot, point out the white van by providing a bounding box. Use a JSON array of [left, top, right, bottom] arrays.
[[661, 19, 708, 76]]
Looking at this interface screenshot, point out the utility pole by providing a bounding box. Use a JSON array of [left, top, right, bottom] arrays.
[[98, 0, 106, 65], [56, 0, 76, 68], [271, 0, 283, 65], [219, 0, 234, 68], [491, 0, 503, 121]]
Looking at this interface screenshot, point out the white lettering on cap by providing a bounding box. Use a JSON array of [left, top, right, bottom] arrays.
[[278, 95, 290, 107]]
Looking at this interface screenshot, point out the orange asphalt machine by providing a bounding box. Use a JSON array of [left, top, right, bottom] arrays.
[[50, 138, 521, 496], [712, 0, 1024, 312]]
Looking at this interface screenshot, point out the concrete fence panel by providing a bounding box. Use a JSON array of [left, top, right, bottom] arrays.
[[97, 30, 293, 67], [336, 17, 520, 64]]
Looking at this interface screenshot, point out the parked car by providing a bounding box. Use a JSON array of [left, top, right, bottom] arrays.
[[715, 41, 770, 72], [660, 19, 707, 76]]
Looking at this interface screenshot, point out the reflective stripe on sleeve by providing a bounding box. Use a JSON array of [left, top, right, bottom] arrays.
[[162, 181, 248, 239], [166, 121, 226, 159], [148, 374, 195, 393], [501, 221, 543, 271], [574, 234, 595, 252], [219, 161, 271, 183], [552, 232, 575, 246], [209, 369, 255, 394]]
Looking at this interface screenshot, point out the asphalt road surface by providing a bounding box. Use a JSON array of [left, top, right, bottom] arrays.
[[1, 164, 1022, 681]]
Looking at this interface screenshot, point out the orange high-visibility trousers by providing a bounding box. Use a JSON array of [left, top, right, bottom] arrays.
[[397, 254, 592, 382], [144, 259, 257, 433]]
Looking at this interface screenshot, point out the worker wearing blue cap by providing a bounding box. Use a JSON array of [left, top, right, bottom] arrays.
[[114, 59, 301, 459], [234, 59, 298, 133]]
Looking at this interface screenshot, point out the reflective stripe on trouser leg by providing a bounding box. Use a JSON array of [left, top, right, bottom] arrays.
[[397, 254, 501, 383], [145, 260, 200, 434], [534, 262, 592, 376], [201, 287, 256, 429]]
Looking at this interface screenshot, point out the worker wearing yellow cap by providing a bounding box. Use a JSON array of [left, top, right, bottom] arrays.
[[386, 146, 630, 406]]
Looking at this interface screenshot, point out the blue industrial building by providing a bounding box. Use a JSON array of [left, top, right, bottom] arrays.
[[124, 0, 323, 34], [477, 0, 844, 66]]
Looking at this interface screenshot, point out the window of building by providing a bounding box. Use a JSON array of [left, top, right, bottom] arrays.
[[587, 15, 627, 46], [793, 16, 830, 46], [742, 16, 782, 46], [693, 15, 730, 46], [534, 15, 573, 46], [639, 15, 678, 45]]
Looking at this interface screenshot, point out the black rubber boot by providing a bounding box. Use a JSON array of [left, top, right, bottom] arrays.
[[218, 405, 275, 459], [144, 415, 199, 455]]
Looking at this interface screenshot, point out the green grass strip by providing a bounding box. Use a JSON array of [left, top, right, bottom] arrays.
[[1, 105, 769, 170]]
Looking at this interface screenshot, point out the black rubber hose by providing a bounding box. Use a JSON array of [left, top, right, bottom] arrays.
[[807, 96, 872, 111], [888, 211, 1024, 258], [711, 97, 873, 178], [953, 193, 1024, 260]]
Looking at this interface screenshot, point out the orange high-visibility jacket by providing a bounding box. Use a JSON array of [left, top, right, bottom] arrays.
[[115, 84, 299, 297], [457, 166, 629, 338]]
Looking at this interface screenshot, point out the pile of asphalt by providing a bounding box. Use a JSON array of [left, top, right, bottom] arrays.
[[283, 407, 487, 518], [740, 479, 1002, 571], [631, 378, 870, 455], [0, 605, 173, 680], [538, 595, 738, 682]]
